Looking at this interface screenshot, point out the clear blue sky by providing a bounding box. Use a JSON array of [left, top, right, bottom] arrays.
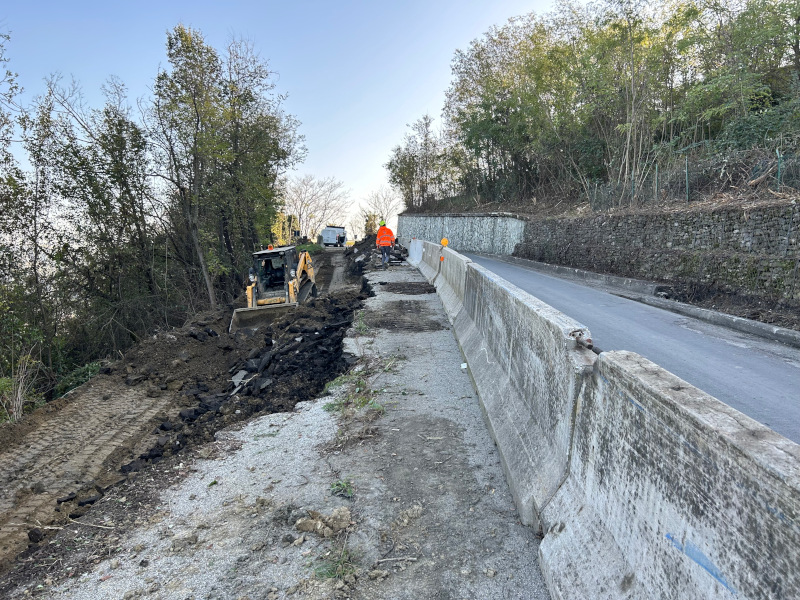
[[1, 0, 552, 217]]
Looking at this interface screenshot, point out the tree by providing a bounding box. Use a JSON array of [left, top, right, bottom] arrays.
[[271, 211, 300, 245], [347, 213, 366, 240], [149, 25, 225, 309], [362, 212, 379, 236], [209, 37, 304, 288], [0, 32, 19, 172], [281, 174, 350, 239], [148, 27, 305, 305], [386, 115, 456, 209], [41, 76, 163, 357], [362, 185, 403, 227]]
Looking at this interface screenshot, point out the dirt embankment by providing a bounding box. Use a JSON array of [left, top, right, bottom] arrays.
[[0, 250, 364, 580]]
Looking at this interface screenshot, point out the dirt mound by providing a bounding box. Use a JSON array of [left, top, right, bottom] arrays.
[[122, 291, 364, 471]]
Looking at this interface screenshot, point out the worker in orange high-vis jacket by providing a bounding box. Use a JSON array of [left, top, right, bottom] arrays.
[[376, 220, 395, 270]]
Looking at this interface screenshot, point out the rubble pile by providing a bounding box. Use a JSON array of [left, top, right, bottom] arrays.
[[114, 291, 364, 474]]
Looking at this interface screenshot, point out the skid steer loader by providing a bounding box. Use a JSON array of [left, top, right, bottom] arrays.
[[229, 245, 317, 333]]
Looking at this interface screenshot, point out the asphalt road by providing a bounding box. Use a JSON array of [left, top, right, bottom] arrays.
[[465, 253, 800, 445]]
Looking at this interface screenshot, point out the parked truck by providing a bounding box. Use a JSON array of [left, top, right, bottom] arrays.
[[317, 226, 347, 247]]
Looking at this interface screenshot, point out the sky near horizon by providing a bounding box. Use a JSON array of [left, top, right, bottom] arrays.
[[1, 0, 553, 225]]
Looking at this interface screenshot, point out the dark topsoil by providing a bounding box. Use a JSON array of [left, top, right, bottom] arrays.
[[0, 251, 369, 594]]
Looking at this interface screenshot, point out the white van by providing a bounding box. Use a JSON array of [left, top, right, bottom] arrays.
[[318, 226, 347, 247]]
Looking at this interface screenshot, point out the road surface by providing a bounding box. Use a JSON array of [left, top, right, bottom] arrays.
[[465, 253, 800, 444]]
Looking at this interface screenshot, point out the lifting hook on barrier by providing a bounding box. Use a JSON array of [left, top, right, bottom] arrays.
[[570, 329, 601, 354]]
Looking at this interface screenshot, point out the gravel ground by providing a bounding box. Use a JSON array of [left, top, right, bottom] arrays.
[[28, 261, 550, 600]]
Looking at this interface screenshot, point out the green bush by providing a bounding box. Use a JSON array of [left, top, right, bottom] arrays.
[[0, 377, 12, 422], [55, 362, 101, 398], [296, 242, 324, 255]]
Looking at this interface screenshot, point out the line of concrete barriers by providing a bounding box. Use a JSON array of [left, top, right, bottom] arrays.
[[404, 238, 799, 600]]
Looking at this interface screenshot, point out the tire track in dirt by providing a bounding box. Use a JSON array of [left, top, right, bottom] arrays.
[[325, 248, 348, 292], [0, 377, 173, 567]]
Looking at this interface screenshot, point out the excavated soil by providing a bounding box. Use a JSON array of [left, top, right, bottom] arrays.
[[0, 250, 365, 582]]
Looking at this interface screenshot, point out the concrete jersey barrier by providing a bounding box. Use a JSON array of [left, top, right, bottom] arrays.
[[453, 263, 595, 528], [407, 241, 800, 599], [540, 350, 800, 599], [406, 239, 469, 322]]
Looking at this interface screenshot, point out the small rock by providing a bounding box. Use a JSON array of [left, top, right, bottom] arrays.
[[111, 559, 120, 569], [171, 532, 199, 551], [166, 379, 185, 391], [295, 517, 322, 534], [324, 506, 351, 532], [232, 370, 249, 386], [369, 569, 388, 580], [27, 528, 44, 543], [78, 494, 101, 507], [486, 568, 497, 578]]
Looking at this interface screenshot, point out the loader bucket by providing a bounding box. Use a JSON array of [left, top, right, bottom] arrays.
[[229, 303, 297, 333], [298, 281, 318, 304]]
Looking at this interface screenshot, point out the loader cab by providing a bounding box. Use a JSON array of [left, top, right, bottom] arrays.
[[231, 245, 316, 332], [251, 246, 298, 297]]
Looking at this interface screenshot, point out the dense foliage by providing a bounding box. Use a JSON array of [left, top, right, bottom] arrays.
[[0, 26, 304, 413], [387, 0, 800, 210]]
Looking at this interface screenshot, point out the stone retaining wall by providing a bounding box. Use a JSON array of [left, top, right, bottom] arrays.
[[399, 202, 800, 301], [518, 203, 800, 301]]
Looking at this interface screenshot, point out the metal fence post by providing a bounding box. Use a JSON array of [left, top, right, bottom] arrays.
[[776, 148, 782, 190]]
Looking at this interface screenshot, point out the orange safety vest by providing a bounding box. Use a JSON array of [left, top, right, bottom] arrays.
[[376, 225, 395, 247]]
